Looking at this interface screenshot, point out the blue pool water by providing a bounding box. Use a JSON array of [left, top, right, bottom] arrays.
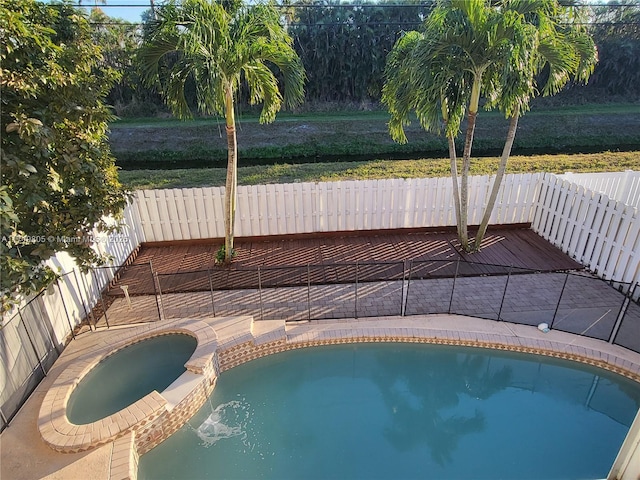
[[67, 334, 196, 424], [139, 343, 640, 479]]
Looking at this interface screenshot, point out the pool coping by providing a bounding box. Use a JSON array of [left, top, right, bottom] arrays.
[[36, 314, 640, 480]]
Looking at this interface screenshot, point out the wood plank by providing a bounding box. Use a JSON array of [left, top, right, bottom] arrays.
[[111, 228, 584, 292]]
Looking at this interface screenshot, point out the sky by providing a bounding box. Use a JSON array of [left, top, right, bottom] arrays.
[[83, 1, 149, 23]]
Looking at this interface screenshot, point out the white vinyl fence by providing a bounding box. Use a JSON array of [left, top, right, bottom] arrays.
[[533, 173, 640, 287], [559, 170, 640, 209], [135, 173, 542, 241], [133, 171, 640, 291]]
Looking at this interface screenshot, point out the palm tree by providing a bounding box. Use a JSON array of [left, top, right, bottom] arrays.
[[139, 0, 305, 261], [384, 0, 512, 251], [382, 0, 596, 253], [473, 0, 597, 251]]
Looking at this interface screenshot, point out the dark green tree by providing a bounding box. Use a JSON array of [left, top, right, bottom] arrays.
[[0, 0, 127, 312], [290, 0, 429, 103]]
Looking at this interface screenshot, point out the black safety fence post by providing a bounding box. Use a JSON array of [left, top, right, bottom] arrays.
[[549, 273, 570, 330], [404, 259, 414, 316], [497, 265, 513, 321], [400, 260, 407, 316], [609, 282, 639, 344], [258, 266, 264, 321], [56, 277, 76, 340], [149, 261, 163, 322], [448, 257, 461, 314], [208, 268, 216, 317], [91, 269, 110, 329], [307, 263, 311, 322], [354, 261, 359, 319], [18, 310, 47, 377]]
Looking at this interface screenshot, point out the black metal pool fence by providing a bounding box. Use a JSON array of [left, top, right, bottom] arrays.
[[148, 258, 640, 354]]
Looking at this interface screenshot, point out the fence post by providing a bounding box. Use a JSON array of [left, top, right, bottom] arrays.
[[550, 273, 570, 330], [208, 268, 216, 317], [152, 272, 164, 322], [354, 261, 359, 319], [307, 263, 311, 322], [258, 266, 264, 321], [18, 310, 47, 377], [56, 279, 76, 340], [497, 266, 513, 321], [400, 260, 406, 316], [91, 269, 110, 329], [404, 259, 413, 316], [609, 282, 638, 344], [448, 258, 461, 314]]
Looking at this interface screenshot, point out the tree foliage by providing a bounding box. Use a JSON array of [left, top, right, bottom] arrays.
[[289, 0, 429, 103], [139, 0, 305, 260], [382, 0, 597, 252], [0, 0, 127, 312], [587, 0, 640, 96]]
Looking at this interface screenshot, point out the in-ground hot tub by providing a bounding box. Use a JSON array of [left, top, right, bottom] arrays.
[[66, 334, 197, 424], [39, 319, 219, 455]]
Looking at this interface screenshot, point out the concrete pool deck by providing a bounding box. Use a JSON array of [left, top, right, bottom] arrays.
[[2, 313, 640, 480]]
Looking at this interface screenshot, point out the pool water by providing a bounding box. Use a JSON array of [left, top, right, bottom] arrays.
[[67, 334, 197, 425], [139, 343, 640, 480]]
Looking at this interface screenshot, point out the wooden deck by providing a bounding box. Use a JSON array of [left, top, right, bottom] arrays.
[[107, 228, 583, 296]]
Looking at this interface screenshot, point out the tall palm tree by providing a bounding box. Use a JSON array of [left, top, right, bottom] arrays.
[[473, 0, 597, 250], [383, 0, 596, 253], [384, 0, 512, 251], [140, 0, 305, 261]]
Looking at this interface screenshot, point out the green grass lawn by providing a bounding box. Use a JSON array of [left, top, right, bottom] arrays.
[[118, 151, 640, 190]]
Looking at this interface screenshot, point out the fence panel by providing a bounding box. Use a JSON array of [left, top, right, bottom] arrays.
[[405, 277, 455, 316], [613, 297, 640, 354], [560, 170, 640, 208], [0, 293, 62, 432], [92, 264, 160, 327], [449, 275, 509, 321], [134, 175, 542, 242], [533, 174, 640, 297], [549, 274, 623, 341]]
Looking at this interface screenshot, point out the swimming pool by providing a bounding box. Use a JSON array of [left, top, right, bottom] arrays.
[[138, 343, 640, 479], [67, 334, 197, 424]]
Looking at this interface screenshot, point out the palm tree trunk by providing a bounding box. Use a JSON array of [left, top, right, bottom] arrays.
[[474, 109, 520, 251], [448, 134, 462, 240], [224, 85, 237, 262], [442, 99, 462, 240], [459, 76, 482, 252]]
